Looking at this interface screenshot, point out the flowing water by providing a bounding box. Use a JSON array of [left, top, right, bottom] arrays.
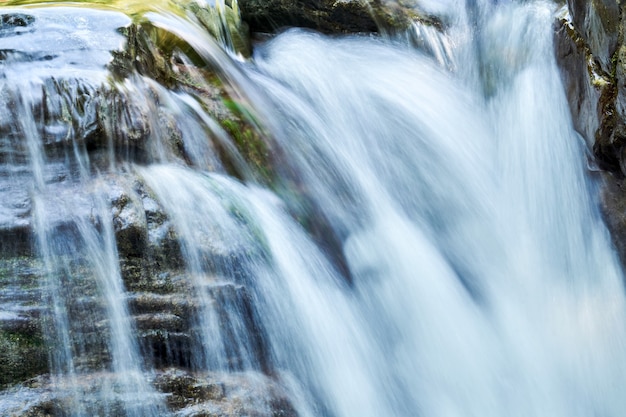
[[0, 0, 625, 416]]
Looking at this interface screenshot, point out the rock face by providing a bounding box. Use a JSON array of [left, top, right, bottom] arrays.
[[567, 0, 620, 73], [0, 258, 47, 389], [239, 0, 379, 33], [554, 1, 626, 264], [0, 4, 294, 416], [555, 5, 610, 155], [555, 2, 618, 163], [238, 0, 437, 35]]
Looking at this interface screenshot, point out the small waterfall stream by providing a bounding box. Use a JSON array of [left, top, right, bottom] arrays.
[[0, 0, 625, 416]]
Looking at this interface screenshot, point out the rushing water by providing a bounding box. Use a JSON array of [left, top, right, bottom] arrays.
[[1, 0, 625, 416]]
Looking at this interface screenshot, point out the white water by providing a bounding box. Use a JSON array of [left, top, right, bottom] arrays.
[[2, 0, 626, 416], [192, 1, 626, 416]]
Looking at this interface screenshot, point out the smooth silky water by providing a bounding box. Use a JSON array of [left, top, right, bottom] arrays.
[[0, 0, 625, 416]]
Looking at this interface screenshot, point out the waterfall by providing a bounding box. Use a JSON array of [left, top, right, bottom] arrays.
[[229, 2, 626, 416], [1, 0, 625, 416]]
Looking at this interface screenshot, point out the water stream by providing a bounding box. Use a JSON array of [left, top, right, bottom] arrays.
[[1, 0, 625, 416]]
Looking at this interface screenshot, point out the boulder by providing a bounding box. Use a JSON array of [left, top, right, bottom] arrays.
[[239, 0, 379, 34], [238, 0, 439, 35]]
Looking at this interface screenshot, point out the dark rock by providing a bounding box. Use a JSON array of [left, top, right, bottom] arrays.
[[0, 378, 57, 417], [206, 283, 272, 373], [0, 257, 47, 388], [135, 313, 186, 332], [109, 178, 148, 258], [124, 272, 273, 374], [239, 0, 379, 34], [154, 368, 225, 409], [0, 13, 36, 39], [566, 0, 619, 74], [555, 6, 611, 152], [153, 368, 298, 417], [142, 194, 185, 271], [600, 173, 626, 262], [128, 291, 194, 317], [1, 13, 35, 29], [238, 0, 437, 35], [555, 2, 626, 266], [554, 4, 626, 174], [0, 330, 47, 388], [189, 1, 252, 57]]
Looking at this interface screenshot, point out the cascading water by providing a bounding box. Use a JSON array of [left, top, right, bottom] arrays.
[[0, 0, 625, 416], [229, 3, 626, 416]]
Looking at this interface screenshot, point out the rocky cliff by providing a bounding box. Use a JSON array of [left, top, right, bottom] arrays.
[[555, 0, 626, 265], [0, 5, 297, 416]]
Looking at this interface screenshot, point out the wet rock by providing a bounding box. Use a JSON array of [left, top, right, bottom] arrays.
[[555, 3, 626, 174], [133, 313, 186, 333], [600, 174, 626, 263], [555, 2, 626, 266], [238, 0, 434, 35], [142, 193, 185, 271], [0, 330, 47, 388], [206, 283, 272, 373], [612, 37, 626, 176], [239, 0, 378, 34], [153, 368, 298, 417], [189, 1, 252, 57], [2, 373, 153, 417], [129, 291, 194, 318], [0, 168, 34, 258], [41, 78, 101, 149], [3, 369, 298, 417], [0, 378, 57, 417], [109, 178, 148, 258], [1, 13, 35, 29], [122, 247, 197, 368], [0, 13, 36, 42], [566, 0, 619, 74], [154, 368, 225, 409], [0, 258, 47, 388], [554, 5, 612, 154], [126, 276, 272, 373]]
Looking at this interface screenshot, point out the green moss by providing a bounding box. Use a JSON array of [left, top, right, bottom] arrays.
[[219, 114, 273, 184]]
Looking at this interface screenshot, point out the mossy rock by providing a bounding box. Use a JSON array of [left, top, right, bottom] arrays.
[[0, 330, 47, 388], [104, 14, 276, 185]]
